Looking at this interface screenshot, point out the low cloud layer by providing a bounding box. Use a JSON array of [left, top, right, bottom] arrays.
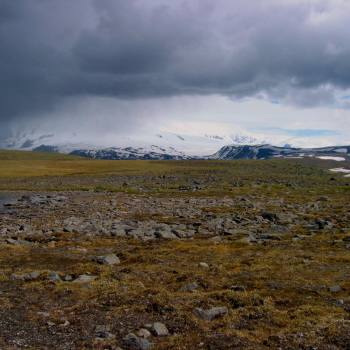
[[1, 0, 350, 142]]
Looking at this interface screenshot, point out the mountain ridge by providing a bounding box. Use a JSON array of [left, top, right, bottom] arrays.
[[30, 143, 350, 161], [210, 144, 350, 161]]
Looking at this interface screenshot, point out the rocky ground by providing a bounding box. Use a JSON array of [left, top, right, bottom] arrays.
[[0, 157, 349, 349]]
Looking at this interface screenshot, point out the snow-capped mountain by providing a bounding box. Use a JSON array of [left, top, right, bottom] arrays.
[[2, 128, 349, 161], [69, 146, 190, 160], [0, 129, 262, 158], [211, 144, 350, 160]]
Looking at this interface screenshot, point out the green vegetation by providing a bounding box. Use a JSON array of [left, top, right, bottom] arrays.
[[0, 150, 348, 194]]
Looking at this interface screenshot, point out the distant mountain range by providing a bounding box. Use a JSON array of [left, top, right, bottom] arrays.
[[0, 130, 262, 158], [31, 143, 350, 161], [1, 130, 349, 161], [1, 130, 260, 154], [34, 144, 191, 160]]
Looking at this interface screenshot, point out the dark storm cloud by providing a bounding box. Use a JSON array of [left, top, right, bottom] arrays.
[[1, 0, 350, 124]]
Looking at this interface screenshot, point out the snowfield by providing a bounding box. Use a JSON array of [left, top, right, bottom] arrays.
[[329, 167, 350, 177], [329, 168, 350, 173], [317, 156, 345, 161]]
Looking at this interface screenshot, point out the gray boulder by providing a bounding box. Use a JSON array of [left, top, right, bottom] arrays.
[[194, 306, 228, 321], [95, 325, 115, 339], [123, 333, 151, 350], [154, 230, 178, 239], [94, 254, 120, 265], [329, 285, 342, 293], [48, 271, 61, 282], [11, 271, 41, 281], [198, 262, 209, 269], [73, 274, 97, 283], [180, 282, 199, 292], [151, 322, 169, 336], [137, 328, 151, 338]]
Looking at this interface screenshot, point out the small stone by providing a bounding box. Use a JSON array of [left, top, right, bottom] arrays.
[[194, 306, 228, 321], [137, 328, 151, 338], [95, 325, 114, 339], [154, 230, 178, 239], [94, 254, 120, 265], [123, 333, 151, 350], [59, 320, 70, 327], [261, 212, 278, 222], [11, 271, 41, 281], [48, 271, 61, 282], [73, 274, 97, 283], [28, 271, 41, 279], [329, 285, 342, 293], [198, 262, 209, 269], [152, 322, 169, 337], [64, 274, 73, 281], [180, 282, 199, 292]]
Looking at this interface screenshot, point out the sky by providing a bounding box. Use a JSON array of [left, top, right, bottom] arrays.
[[0, 0, 350, 148]]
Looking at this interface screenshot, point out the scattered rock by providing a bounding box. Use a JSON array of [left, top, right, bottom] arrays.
[[64, 274, 73, 281], [123, 333, 151, 350], [95, 325, 115, 339], [180, 282, 199, 292], [73, 274, 97, 283], [261, 212, 279, 222], [151, 322, 169, 337], [48, 271, 61, 282], [194, 306, 228, 321], [199, 262, 209, 269], [11, 271, 41, 281], [59, 320, 70, 327], [315, 219, 333, 230], [137, 328, 151, 338], [329, 285, 342, 293], [6, 238, 32, 246], [154, 229, 178, 240], [93, 253, 121, 265]]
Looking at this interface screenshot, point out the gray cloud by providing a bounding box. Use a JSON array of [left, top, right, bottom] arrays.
[[1, 0, 350, 126]]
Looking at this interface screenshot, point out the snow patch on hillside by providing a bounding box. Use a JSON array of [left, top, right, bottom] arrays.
[[317, 156, 345, 161]]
